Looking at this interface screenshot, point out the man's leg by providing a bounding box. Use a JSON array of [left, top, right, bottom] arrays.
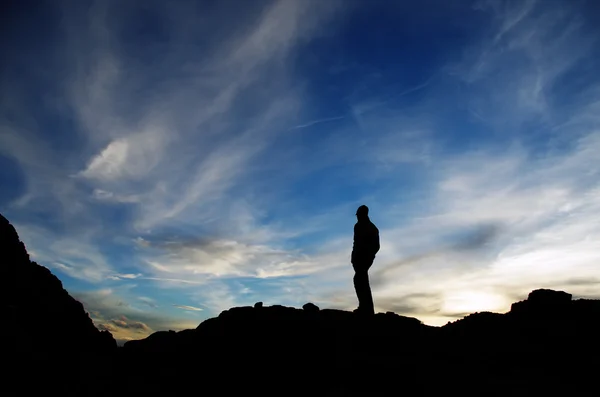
[[353, 260, 374, 315], [362, 268, 374, 315], [353, 269, 365, 310]]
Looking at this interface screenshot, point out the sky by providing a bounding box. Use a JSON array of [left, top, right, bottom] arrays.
[[1, 0, 600, 343]]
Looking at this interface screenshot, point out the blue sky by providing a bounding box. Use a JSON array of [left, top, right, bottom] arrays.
[[2, 0, 600, 342]]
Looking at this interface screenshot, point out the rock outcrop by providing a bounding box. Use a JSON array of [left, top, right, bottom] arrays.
[[118, 290, 599, 396], [1, 214, 116, 353]]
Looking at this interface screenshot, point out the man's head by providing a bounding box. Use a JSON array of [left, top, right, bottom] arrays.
[[356, 205, 369, 219]]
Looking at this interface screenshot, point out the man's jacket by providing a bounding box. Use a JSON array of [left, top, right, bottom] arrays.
[[351, 219, 380, 263]]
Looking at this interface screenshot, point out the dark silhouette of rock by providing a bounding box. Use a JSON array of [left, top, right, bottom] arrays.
[[302, 302, 319, 312], [510, 288, 572, 316], [254, 301, 263, 308], [0, 213, 116, 354], [119, 290, 599, 396], [2, 213, 117, 396]]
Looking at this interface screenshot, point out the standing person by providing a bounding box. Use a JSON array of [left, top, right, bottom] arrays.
[[351, 205, 380, 315]]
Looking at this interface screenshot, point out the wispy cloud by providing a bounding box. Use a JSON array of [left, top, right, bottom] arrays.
[[138, 296, 157, 309], [173, 305, 203, 312], [108, 273, 142, 281], [74, 288, 198, 341], [290, 116, 345, 130], [14, 223, 113, 283]]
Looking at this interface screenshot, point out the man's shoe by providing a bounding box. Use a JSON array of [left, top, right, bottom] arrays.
[[353, 307, 374, 316]]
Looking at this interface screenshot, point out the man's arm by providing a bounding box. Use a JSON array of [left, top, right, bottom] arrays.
[[351, 223, 358, 263], [371, 225, 380, 256]]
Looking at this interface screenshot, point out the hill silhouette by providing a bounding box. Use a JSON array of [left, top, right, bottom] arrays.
[[2, 213, 599, 396], [1, 214, 116, 353]]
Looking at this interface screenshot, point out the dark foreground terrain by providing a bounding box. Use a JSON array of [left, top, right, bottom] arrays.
[[2, 213, 599, 396]]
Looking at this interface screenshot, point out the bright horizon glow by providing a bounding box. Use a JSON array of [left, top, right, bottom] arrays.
[[1, 0, 600, 342], [441, 291, 509, 318]]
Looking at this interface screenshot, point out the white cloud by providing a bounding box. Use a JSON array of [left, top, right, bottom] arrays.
[[138, 296, 157, 308], [453, 0, 594, 129], [73, 288, 198, 340], [108, 273, 142, 281], [139, 236, 324, 281], [142, 277, 207, 286], [80, 138, 129, 180], [91, 188, 141, 203], [57, 0, 344, 235], [173, 305, 203, 312], [190, 281, 240, 314]]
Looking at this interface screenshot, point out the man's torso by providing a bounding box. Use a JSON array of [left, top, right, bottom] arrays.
[[352, 220, 379, 262]]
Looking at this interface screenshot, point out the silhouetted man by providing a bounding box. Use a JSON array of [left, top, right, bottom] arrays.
[[351, 205, 379, 315]]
